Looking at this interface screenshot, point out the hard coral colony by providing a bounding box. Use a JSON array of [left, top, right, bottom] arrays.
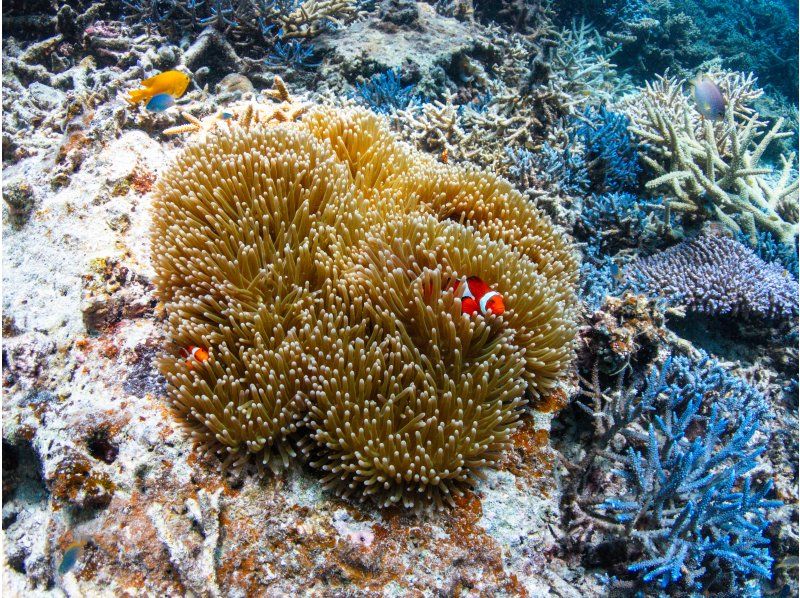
[[151, 105, 578, 509]]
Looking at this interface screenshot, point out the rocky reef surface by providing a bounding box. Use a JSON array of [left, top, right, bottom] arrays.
[[2, 0, 798, 596]]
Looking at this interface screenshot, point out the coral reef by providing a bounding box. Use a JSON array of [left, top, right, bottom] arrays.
[[621, 71, 799, 244], [562, 354, 779, 594], [151, 104, 578, 507], [556, 0, 798, 104], [627, 232, 798, 321], [1, 0, 796, 594]]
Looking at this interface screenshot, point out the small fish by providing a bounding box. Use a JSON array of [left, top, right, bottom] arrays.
[[145, 93, 175, 112], [219, 111, 234, 120], [58, 539, 88, 575], [693, 76, 726, 120], [127, 70, 191, 106], [611, 262, 623, 282], [449, 276, 505, 316], [180, 345, 209, 367]]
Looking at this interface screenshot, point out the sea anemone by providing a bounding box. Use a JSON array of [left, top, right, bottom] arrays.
[[151, 105, 578, 508]]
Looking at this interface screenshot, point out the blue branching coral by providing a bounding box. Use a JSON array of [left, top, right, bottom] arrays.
[[579, 192, 663, 253], [354, 69, 420, 114], [505, 143, 590, 197], [627, 233, 798, 320], [567, 353, 779, 593], [576, 193, 670, 311], [574, 106, 640, 193], [737, 231, 799, 281], [579, 249, 622, 312], [264, 40, 319, 69]]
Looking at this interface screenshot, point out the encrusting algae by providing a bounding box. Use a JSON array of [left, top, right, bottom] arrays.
[[151, 101, 578, 510]]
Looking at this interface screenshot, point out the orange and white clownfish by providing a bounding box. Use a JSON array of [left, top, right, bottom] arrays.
[[449, 276, 505, 316], [180, 345, 209, 367]]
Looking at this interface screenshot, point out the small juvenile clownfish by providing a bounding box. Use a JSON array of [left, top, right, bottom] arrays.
[[180, 345, 209, 368], [449, 276, 505, 316], [127, 70, 191, 107]]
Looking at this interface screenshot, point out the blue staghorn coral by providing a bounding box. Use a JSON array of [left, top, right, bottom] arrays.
[[264, 39, 319, 69], [626, 233, 798, 320], [505, 143, 590, 197], [571, 353, 779, 593], [576, 237, 624, 314], [578, 248, 621, 312], [579, 192, 664, 253], [353, 69, 420, 114], [574, 106, 640, 193], [576, 192, 671, 311]]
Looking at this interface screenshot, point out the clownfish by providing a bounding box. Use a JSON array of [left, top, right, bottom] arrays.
[[449, 276, 505, 316], [127, 70, 190, 106], [180, 345, 209, 367]]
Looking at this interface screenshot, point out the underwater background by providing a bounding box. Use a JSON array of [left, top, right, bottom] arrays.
[[2, 0, 798, 596]]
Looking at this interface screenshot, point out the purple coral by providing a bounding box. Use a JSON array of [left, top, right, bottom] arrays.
[[627, 233, 798, 320]]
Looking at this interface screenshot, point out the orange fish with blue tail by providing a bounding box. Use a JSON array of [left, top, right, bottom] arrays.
[[449, 276, 505, 316], [127, 70, 191, 107]]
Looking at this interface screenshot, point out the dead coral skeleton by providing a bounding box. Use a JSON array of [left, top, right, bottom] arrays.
[[163, 76, 309, 138], [621, 72, 799, 243], [278, 0, 361, 39], [148, 488, 223, 598], [375, 19, 621, 174]]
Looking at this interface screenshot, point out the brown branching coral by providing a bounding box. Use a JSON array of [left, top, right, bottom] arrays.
[[163, 76, 309, 138], [391, 20, 624, 173], [620, 72, 799, 243], [151, 104, 578, 508]]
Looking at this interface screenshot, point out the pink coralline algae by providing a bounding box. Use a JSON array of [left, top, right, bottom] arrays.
[[626, 233, 798, 320]]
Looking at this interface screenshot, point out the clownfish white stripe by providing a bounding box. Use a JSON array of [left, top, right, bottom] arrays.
[[456, 277, 475, 299], [479, 291, 500, 314]]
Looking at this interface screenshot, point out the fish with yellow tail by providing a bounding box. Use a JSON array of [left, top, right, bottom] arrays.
[[449, 276, 505, 316], [127, 70, 191, 110], [692, 75, 726, 121]]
